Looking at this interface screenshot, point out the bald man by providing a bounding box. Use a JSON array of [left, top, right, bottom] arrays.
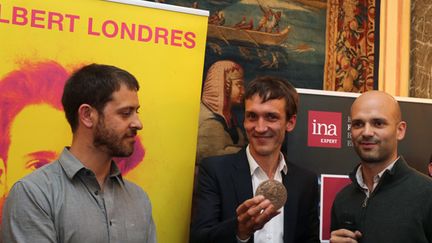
[[330, 91, 432, 243]]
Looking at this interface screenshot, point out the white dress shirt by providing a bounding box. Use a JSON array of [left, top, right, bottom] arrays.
[[244, 145, 287, 243]]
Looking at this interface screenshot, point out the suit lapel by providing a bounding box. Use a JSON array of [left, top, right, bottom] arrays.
[[232, 150, 253, 205], [282, 164, 298, 243]]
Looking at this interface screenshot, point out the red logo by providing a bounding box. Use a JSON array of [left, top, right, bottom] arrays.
[[307, 111, 342, 148]]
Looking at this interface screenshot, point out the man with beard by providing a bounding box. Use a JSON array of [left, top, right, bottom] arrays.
[[2, 64, 156, 243], [330, 91, 432, 243], [190, 76, 319, 243]]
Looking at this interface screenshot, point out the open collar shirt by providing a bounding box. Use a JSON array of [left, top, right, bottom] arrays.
[[246, 145, 287, 243], [355, 156, 399, 197]]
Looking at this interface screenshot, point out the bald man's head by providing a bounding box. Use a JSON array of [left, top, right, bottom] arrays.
[[351, 91, 402, 123], [350, 91, 406, 165]]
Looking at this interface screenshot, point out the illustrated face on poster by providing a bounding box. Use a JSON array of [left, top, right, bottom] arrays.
[[0, 61, 68, 199], [0, 61, 145, 200], [6, 104, 71, 191]]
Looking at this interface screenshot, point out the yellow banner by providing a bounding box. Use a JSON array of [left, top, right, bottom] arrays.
[[0, 0, 208, 242]]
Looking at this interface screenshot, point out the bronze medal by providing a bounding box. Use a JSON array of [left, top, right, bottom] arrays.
[[255, 179, 287, 210]]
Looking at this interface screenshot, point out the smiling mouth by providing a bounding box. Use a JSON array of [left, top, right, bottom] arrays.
[[359, 141, 378, 149], [253, 134, 272, 139], [253, 135, 273, 144]]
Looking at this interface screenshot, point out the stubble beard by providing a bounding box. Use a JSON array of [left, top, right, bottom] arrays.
[[94, 118, 135, 158], [354, 139, 389, 164]]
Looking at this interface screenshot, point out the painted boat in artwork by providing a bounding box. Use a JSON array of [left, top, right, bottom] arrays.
[[207, 24, 290, 46]]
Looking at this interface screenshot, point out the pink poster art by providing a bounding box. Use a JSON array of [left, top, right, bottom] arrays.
[[0, 61, 145, 220], [320, 174, 352, 241]]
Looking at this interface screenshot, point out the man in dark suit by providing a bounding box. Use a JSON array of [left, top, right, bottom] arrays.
[[190, 76, 319, 243]]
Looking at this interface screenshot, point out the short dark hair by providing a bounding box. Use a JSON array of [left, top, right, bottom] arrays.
[[62, 64, 140, 132], [245, 76, 299, 119]]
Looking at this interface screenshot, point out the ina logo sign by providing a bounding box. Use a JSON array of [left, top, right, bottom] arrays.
[[307, 110, 342, 148]]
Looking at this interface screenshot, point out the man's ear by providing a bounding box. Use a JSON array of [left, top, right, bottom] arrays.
[[78, 104, 97, 128], [396, 121, 407, 141], [0, 158, 6, 197], [285, 114, 297, 132]]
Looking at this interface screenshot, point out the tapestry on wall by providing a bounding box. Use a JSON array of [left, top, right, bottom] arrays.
[[324, 0, 378, 92], [410, 0, 432, 99]]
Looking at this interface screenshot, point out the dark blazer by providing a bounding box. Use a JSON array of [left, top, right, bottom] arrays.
[[190, 148, 320, 243]]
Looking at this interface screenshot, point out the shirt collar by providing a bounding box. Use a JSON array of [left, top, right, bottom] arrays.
[[246, 145, 288, 177], [58, 147, 123, 182], [58, 147, 85, 179], [109, 161, 123, 182], [355, 156, 399, 192]]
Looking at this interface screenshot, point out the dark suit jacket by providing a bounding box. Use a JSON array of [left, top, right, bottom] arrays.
[[190, 148, 320, 243]]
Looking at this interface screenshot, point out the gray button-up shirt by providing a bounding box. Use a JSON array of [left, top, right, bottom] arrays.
[[2, 148, 157, 243]]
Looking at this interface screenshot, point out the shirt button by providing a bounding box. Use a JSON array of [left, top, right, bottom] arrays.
[[95, 190, 99, 195], [109, 220, 112, 226]]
